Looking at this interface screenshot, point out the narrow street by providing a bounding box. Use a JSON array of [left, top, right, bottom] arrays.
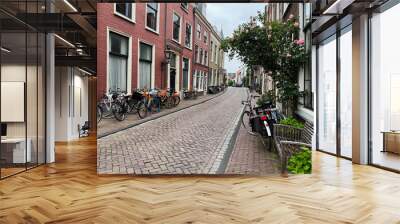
[[98, 87, 248, 174]]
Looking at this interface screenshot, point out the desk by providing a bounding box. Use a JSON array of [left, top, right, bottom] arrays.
[[1, 138, 31, 163], [382, 131, 400, 154]]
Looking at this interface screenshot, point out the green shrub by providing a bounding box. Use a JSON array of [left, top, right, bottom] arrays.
[[287, 147, 312, 174], [280, 117, 304, 129], [228, 80, 235, 86], [256, 90, 275, 106]]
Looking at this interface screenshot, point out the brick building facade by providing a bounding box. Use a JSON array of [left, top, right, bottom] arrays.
[[97, 3, 224, 99]]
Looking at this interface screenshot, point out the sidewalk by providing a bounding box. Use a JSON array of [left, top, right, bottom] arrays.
[[97, 91, 226, 138], [225, 92, 280, 175]]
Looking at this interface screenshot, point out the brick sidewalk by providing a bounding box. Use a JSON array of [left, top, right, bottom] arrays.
[[225, 108, 280, 175], [98, 91, 225, 138]]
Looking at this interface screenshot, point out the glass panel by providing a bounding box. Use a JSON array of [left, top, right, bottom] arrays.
[[183, 58, 189, 89], [1, 31, 27, 177], [140, 43, 152, 61], [116, 3, 132, 19], [109, 55, 127, 92], [185, 24, 192, 48], [173, 14, 180, 41], [340, 27, 352, 158], [38, 33, 45, 165], [27, 31, 38, 168], [110, 32, 128, 56], [317, 35, 337, 154], [371, 4, 400, 171], [146, 3, 157, 31]]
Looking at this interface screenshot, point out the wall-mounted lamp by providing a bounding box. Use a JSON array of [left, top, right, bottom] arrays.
[[164, 48, 173, 64]]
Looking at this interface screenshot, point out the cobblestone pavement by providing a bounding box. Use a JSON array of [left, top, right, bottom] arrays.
[[225, 115, 280, 175], [98, 91, 225, 137], [98, 87, 247, 174]]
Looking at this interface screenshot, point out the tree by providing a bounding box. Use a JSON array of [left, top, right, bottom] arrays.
[[221, 12, 308, 116]]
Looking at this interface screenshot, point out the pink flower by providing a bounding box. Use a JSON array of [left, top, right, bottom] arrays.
[[294, 22, 299, 28], [289, 14, 294, 20], [295, 39, 305, 46]]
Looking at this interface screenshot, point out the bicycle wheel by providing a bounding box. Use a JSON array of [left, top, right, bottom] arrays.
[[173, 96, 180, 107], [97, 105, 103, 124], [113, 103, 126, 121], [241, 111, 257, 135], [137, 101, 147, 119], [166, 96, 174, 109]]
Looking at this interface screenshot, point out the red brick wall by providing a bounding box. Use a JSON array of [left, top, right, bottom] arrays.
[[97, 3, 195, 99], [165, 3, 194, 90], [97, 3, 166, 99], [193, 12, 211, 75]]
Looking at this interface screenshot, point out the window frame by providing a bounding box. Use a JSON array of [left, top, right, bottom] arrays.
[[196, 23, 201, 40], [185, 23, 193, 50], [114, 3, 135, 23], [107, 28, 132, 93], [145, 3, 160, 34], [172, 12, 182, 43], [138, 40, 155, 90]]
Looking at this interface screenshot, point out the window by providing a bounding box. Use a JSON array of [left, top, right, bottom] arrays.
[[181, 3, 189, 10], [146, 3, 158, 32], [109, 32, 129, 92], [185, 23, 192, 49], [317, 35, 337, 155], [215, 47, 218, 64], [139, 42, 153, 89], [183, 58, 190, 89], [115, 3, 134, 21], [199, 48, 203, 65], [304, 30, 313, 110], [197, 24, 201, 39], [210, 41, 214, 62], [204, 51, 208, 65], [303, 3, 311, 26], [173, 13, 181, 42], [204, 31, 208, 44], [195, 45, 199, 63]]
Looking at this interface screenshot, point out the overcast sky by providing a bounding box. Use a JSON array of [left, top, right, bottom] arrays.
[[206, 3, 266, 73]]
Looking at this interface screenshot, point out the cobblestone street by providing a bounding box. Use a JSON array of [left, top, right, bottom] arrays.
[[98, 87, 247, 174]]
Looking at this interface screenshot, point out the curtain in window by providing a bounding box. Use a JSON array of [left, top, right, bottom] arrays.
[[109, 55, 127, 92], [146, 3, 158, 31], [139, 43, 152, 89]]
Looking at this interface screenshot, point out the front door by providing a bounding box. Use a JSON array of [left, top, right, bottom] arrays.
[[170, 68, 176, 91]]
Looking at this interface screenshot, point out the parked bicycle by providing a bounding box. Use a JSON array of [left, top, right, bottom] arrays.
[[183, 89, 197, 100], [241, 89, 284, 150], [97, 88, 129, 123], [126, 89, 147, 119]]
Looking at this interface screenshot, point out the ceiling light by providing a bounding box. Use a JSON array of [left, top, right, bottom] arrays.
[[63, 0, 78, 12], [78, 67, 93, 76], [1, 47, 11, 53], [323, 0, 355, 15], [54, 34, 75, 48]]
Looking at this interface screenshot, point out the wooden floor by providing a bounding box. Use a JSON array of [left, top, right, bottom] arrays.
[[1, 136, 400, 223]]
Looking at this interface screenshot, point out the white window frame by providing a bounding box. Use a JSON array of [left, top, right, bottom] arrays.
[[114, 3, 135, 23], [106, 27, 132, 94], [145, 3, 160, 34], [137, 39, 156, 90], [196, 23, 201, 40], [172, 12, 182, 44], [182, 57, 191, 90], [185, 23, 193, 50], [203, 31, 208, 44]]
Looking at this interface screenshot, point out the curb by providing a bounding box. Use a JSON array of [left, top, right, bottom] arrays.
[[98, 89, 228, 139], [215, 104, 246, 174]]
